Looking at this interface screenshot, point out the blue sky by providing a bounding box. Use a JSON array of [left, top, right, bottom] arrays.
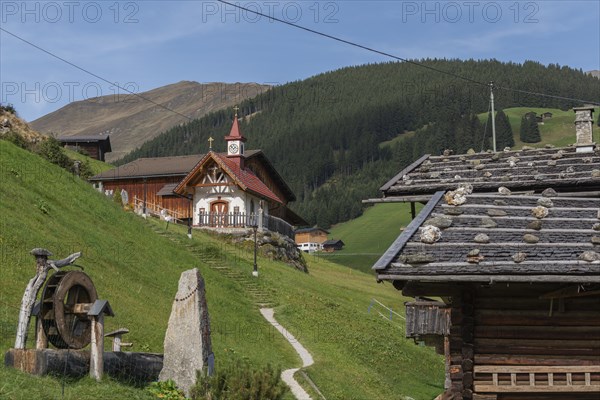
[[1, 0, 599, 122]]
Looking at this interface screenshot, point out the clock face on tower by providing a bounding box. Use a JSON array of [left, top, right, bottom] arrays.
[[228, 143, 239, 154]]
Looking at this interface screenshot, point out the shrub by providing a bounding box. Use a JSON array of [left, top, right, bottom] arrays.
[[36, 137, 72, 169], [147, 380, 186, 400], [2, 131, 29, 149], [190, 358, 288, 400], [113, 187, 123, 205], [0, 103, 17, 115]]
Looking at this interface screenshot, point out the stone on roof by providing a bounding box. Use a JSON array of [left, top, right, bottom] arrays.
[[380, 146, 600, 197], [373, 190, 600, 283]]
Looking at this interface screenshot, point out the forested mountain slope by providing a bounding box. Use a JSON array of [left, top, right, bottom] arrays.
[[118, 60, 600, 226]]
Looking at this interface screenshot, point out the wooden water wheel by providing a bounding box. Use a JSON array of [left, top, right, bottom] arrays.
[[40, 270, 98, 349]]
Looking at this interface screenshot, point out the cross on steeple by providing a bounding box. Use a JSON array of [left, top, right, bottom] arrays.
[[208, 136, 214, 150], [233, 105, 239, 117]]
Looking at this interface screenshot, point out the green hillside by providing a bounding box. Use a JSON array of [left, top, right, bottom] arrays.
[[118, 59, 600, 228], [0, 139, 443, 399], [321, 203, 422, 273], [477, 106, 600, 148]]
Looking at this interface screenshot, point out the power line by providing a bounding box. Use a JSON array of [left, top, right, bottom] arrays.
[[217, 0, 600, 106], [0, 28, 194, 121], [216, 0, 487, 88]]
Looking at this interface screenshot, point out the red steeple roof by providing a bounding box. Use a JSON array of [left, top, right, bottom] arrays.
[[224, 110, 246, 142]]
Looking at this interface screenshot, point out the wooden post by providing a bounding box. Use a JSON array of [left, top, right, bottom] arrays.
[[88, 300, 114, 382], [35, 316, 48, 350], [410, 201, 416, 219], [90, 314, 105, 381]]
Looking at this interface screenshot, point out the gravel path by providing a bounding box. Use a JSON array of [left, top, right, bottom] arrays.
[[260, 308, 314, 400]]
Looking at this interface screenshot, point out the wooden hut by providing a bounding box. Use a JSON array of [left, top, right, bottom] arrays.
[[58, 135, 112, 161], [373, 190, 600, 399], [369, 109, 600, 399]]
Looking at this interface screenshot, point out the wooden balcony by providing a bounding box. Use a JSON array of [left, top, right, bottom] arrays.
[[474, 365, 600, 393], [197, 212, 294, 239]]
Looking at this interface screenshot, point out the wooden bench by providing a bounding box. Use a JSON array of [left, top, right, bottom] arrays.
[[474, 365, 600, 393]]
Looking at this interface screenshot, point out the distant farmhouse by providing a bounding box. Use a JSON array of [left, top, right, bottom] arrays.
[[58, 135, 112, 161], [90, 111, 305, 237], [295, 227, 329, 253], [369, 107, 600, 399]]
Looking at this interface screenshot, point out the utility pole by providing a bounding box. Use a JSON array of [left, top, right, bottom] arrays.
[[489, 81, 497, 152]]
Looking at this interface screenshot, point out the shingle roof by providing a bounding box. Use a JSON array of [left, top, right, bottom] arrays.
[[323, 239, 345, 246], [380, 147, 600, 197], [89, 150, 262, 181], [373, 190, 600, 283], [89, 154, 203, 180], [59, 135, 112, 151], [156, 183, 179, 196]]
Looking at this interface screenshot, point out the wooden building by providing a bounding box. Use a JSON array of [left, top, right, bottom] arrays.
[[58, 135, 112, 161], [89, 112, 305, 234], [370, 108, 600, 399], [295, 227, 329, 245], [89, 154, 201, 220], [322, 239, 345, 252]]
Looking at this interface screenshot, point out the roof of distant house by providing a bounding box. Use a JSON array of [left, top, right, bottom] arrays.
[[373, 190, 600, 284], [322, 239, 345, 246], [58, 135, 112, 151], [295, 227, 330, 234]]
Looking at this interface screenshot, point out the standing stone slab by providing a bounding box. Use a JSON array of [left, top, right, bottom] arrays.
[[159, 268, 212, 396]]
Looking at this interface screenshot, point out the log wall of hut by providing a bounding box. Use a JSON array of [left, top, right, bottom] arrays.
[[437, 283, 600, 400], [102, 177, 191, 218]]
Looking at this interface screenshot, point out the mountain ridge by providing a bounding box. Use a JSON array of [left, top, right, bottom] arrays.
[[30, 81, 271, 161]]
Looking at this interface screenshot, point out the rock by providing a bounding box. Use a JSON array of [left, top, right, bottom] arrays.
[[472, 159, 481, 166], [551, 150, 564, 160], [522, 145, 535, 151], [444, 207, 463, 216], [406, 253, 435, 264], [531, 206, 549, 219], [459, 156, 466, 162], [443, 158, 450, 162], [444, 184, 473, 206], [523, 234, 539, 244], [160, 268, 213, 397], [583, 157, 593, 164], [503, 147, 511, 153], [592, 236, 600, 245], [467, 249, 484, 263], [404, 180, 413, 185], [491, 153, 500, 161], [483, 171, 492, 178], [430, 172, 441, 179], [466, 148, 475, 155], [481, 217, 497, 228], [494, 199, 507, 206], [527, 162, 534, 167], [501, 176, 511, 182], [420, 225, 442, 244], [592, 170, 600, 178], [594, 223, 600, 231], [475, 164, 485, 170], [565, 166, 575, 173], [512, 252, 527, 263], [545, 144, 555, 149], [527, 220, 543, 230], [453, 175, 462, 180], [443, 149, 453, 156], [547, 160, 557, 166], [579, 251, 600, 262], [537, 198, 553, 208], [534, 175, 544, 181], [507, 156, 519, 167], [402, 174, 410, 181], [474, 233, 490, 243], [425, 216, 453, 229], [488, 209, 507, 217], [498, 187, 511, 195], [541, 188, 558, 197]]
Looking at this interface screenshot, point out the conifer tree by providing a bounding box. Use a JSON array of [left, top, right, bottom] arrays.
[[495, 109, 515, 149]]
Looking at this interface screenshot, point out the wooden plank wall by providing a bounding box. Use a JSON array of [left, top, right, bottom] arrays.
[[442, 284, 600, 400], [102, 177, 191, 218]]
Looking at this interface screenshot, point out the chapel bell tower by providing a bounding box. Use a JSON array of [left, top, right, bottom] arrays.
[[225, 106, 246, 167]]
